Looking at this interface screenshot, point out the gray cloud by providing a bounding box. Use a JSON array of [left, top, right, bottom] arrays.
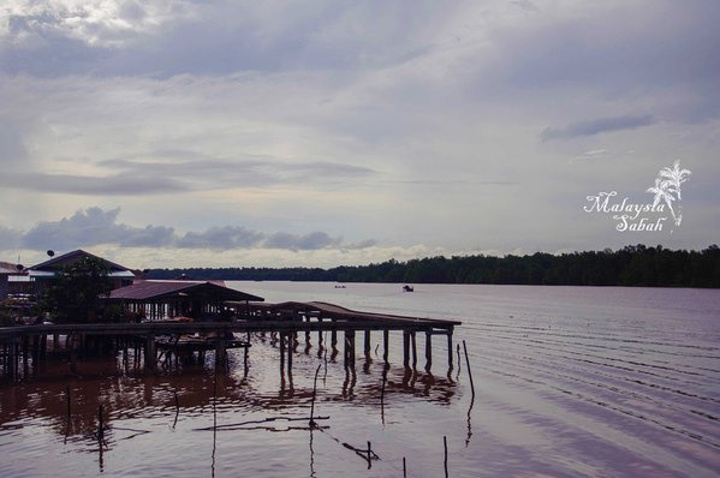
[[540, 114, 655, 142], [100, 156, 377, 189], [176, 226, 265, 250], [13, 207, 371, 252], [462, 1, 720, 123], [264, 231, 341, 251], [22, 208, 175, 250], [1, 1, 447, 78], [0, 156, 375, 197]]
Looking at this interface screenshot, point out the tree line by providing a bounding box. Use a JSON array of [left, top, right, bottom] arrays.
[[146, 244, 720, 288]]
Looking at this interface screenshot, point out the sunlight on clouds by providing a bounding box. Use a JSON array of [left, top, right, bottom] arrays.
[[0, 0, 718, 265], [2, 0, 200, 47]]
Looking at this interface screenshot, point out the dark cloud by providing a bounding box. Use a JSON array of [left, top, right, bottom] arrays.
[[0, 171, 189, 195], [264, 231, 341, 251], [176, 226, 265, 250], [10, 207, 372, 252], [1, 1, 447, 78], [540, 114, 655, 142], [1, 14, 110, 77], [21, 207, 175, 250]]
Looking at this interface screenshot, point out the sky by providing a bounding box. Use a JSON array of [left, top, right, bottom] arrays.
[[1, 0, 719, 269]]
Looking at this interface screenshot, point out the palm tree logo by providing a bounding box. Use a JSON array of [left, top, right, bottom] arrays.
[[646, 160, 691, 226]]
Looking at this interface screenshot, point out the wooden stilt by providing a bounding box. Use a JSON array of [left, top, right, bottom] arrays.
[[403, 330, 410, 368], [383, 329, 389, 363], [70, 335, 78, 374], [411, 331, 417, 369], [344, 330, 355, 368], [287, 332, 293, 370], [425, 331, 432, 371], [215, 332, 227, 370], [145, 334, 156, 372], [364, 330, 371, 359]]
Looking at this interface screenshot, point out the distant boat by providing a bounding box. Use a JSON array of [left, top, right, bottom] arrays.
[[334, 284, 346, 289], [403, 285, 414, 292]]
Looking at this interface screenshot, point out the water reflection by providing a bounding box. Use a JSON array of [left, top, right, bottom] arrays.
[[0, 342, 458, 454]]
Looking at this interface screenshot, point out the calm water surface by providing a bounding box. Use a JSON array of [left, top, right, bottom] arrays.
[[1, 284, 719, 477]]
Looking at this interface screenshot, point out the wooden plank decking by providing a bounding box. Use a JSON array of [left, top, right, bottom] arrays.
[[0, 301, 461, 377]]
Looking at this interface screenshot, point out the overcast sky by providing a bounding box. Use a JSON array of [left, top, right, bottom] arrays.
[[1, 0, 718, 269]]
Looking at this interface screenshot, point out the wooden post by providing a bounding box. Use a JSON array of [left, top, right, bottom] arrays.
[[443, 436, 449, 478], [31, 334, 40, 369], [383, 329, 389, 363], [364, 330, 371, 359], [279, 332, 286, 373], [144, 334, 156, 372], [425, 331, 432, 371], [22, 335, 29, 373], [40, 334, 47, 360], [463, 340, 476, 399], [411, 331, 417, 369], [70, 334, 78, 374], [403, 330, 410, 368], [287, 332, 293, 370], [447, 331, 453, 369], [215, 332, 227, 370], [344, 330, 355, 368], [331, 329, 338, 350]]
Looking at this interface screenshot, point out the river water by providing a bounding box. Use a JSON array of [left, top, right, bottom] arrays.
[[1, 283, 719, 477]]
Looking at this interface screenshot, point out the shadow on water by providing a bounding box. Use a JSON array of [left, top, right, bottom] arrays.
[[0, 337, 460, 474]]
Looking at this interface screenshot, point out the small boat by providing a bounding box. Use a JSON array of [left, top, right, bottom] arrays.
[[402, 285, 414, 292]]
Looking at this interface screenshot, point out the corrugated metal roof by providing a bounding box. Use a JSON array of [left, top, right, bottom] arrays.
[[30, 249, 134, 274], [108, 280, 264, 302]]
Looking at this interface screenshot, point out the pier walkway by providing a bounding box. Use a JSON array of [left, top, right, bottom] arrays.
[[0, 301, 460, 378]]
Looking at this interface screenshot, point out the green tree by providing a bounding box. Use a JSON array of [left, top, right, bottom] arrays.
[[40, 257, 113, 323]]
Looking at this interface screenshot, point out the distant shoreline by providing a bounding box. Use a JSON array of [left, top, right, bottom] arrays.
[[146, 244, 720, 289]]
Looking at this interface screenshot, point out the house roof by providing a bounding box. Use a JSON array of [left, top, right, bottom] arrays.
[[28, 249, 136, 278], [0, 261, 24, 275], [108, 280, 264, 302]]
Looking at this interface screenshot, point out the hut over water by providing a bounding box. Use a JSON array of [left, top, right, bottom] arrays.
[[28, 249, 136, 293], [107, 280, 264, 322]]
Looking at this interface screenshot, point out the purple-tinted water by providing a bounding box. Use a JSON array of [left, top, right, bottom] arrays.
[[1, 284, 719, 477]]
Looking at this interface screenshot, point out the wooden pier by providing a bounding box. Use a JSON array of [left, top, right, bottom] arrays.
[[0, 301, 460, 379]]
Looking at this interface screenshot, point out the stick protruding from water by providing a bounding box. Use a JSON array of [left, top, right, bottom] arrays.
[[462, 340, 475, 399]]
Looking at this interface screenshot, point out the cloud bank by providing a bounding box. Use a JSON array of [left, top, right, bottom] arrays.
[[0, 0, 718, 267], [16, 207, 373, 253], [540, 114, 656, 142]]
